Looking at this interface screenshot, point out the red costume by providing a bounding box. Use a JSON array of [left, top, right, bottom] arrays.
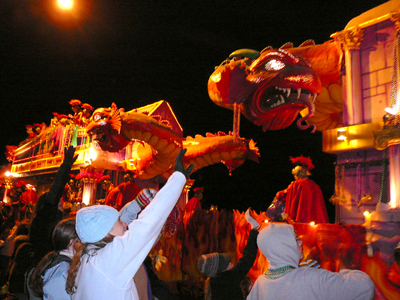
[[20, 188, 38, 210], [104, 183, 115, 198], [185, 197, 201, 211], [105, 181, 140, 211], [276, 156, 329, 224], [185, 187, 203, 211], [105, 186, 120, 208], [115, 181, 141, 210], [69, 99, 83, 126], [81, 103, 93, 127], [276, 178, 329, 224]]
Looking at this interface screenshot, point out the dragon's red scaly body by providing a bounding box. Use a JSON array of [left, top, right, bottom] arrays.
[[86, 103, 259, 179], [182, 132, 259, 175]]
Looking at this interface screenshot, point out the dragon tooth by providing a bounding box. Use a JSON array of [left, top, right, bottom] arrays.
[[313, 94, 317, 102], [297, 88, 301, 99], [279, 95, 285, 103], [287, 89, 291, 98]]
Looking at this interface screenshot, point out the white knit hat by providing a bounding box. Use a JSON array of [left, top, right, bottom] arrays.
[[197, 253, 231, 278], [76, 205, 119, 243]]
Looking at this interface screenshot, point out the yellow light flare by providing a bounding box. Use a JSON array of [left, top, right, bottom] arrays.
[[57, 0, 73, 10]]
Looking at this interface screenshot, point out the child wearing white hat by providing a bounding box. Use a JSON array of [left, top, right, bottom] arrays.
[[66, 149, 193, 300]]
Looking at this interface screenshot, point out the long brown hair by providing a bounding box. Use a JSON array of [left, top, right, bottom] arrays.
[[66, 234, 115, 294], [29, 217, 77, 297]]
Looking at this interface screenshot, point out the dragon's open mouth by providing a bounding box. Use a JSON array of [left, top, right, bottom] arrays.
[[258, 86, 317, 110], [90, 128, 107, 143], [248, 84, 317, 131]]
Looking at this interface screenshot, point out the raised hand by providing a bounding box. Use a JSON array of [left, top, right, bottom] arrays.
[[245, 208, 260, 230], [63, 146, 78, 166], [174, 148, 194, 179]]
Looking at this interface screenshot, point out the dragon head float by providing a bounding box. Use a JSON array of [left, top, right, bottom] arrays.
[[208, 43, 323, 132], [85, 103, 130, 152]]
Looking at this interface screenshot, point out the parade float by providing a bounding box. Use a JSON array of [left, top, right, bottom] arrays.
[[4, 99, 260, 209], [2, 1, 400, 299], [202, 1, 400, 299]]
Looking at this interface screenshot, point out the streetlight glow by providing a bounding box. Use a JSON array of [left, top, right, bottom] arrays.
[[57, 0, 73, 10]]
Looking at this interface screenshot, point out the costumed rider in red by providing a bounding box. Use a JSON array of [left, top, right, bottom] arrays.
[[96, 175, 115, 205], [68, 99, 83, 126], [275, 156, 329, 224], [185, 187, 204, 211], [107, 172, 141, 211], [81, 103, 93, 127]]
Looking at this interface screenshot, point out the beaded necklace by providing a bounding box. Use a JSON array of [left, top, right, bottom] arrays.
[[263, 265, 295, 279]]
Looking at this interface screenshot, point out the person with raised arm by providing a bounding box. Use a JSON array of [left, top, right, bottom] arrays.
[[66, 149, 193, 300]]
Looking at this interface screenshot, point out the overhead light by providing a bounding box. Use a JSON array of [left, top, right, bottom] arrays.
[[384, 107, 397, 115], [337, 128, 347, 140]]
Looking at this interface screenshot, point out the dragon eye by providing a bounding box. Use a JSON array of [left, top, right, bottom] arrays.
[[93, 114, 101, 121], [265, 59, 285, 71]]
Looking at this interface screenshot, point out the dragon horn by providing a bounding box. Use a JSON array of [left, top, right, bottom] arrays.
[[280, 42, 294, 49], [110, 103, 122, 134], [229, 49, 260, 60], [299, 39, 315, 47], [260, 46, 273, 53]]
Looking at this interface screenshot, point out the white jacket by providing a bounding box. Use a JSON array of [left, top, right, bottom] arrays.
[[72, 172, 186, 300]]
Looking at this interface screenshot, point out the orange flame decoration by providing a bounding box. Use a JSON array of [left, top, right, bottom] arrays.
[[149, 210, 400, 299], [233, 210, 268, 281], [362, 253, 400, 300]]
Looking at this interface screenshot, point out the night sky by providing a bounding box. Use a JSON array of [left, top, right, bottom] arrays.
[[0, 1, 387, 219]]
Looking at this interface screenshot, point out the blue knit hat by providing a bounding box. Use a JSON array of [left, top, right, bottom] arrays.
[[76, 205, 119, 243]]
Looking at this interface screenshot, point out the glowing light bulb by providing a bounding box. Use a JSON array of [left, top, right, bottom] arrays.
[[337, 128, 347, 140], [57, 0, 73, 10], [384, 107, 397, 115]]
